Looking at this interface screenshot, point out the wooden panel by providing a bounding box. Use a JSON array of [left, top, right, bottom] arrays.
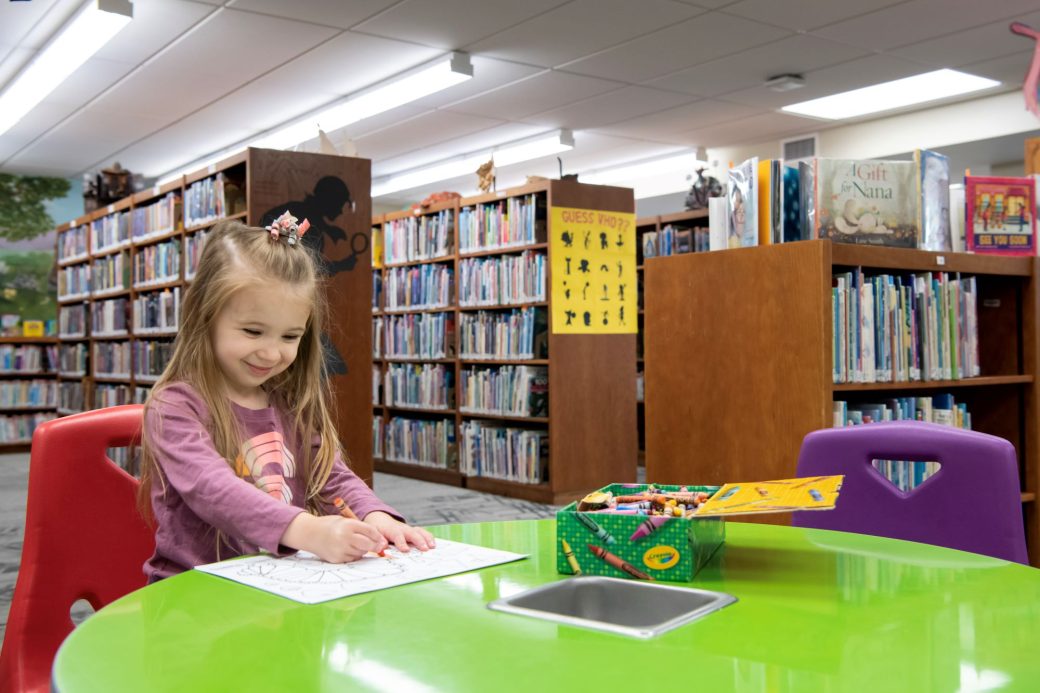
[[246, 148, 374, 485], [1024, 257, 1040, 566], [547, 180, 637, 497], [645, 241, 831, 487]]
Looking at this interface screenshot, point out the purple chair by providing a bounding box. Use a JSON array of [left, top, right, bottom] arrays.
[[792, 420, 1028, 564]]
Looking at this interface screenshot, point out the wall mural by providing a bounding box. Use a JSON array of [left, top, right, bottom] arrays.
[[0, 174, 72, 335]]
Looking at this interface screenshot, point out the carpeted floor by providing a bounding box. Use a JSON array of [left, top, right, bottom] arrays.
[[0, 452, 561, 640]]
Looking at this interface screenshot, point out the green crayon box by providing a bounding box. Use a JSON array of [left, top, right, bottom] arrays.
[[556, 483, 724, 583]]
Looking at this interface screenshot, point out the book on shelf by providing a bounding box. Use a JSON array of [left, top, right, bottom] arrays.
[[914, 149, 953, 252], [803, 158, 919, 248], [781, 165, 803, 243], [708, 196, 729, 251], [756, 159, 782, 245], [728, 157, 758, 248], [964, 175, 1036, 255]]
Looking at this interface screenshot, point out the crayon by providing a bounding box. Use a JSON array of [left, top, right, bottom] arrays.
[[808, 489, 823, 502], [587, 544, 654, 581], [791, 476, 828, 489], [334, 497, 385, 557], [561, 538, 582, 575], [629, 515, 670, 542], [575, 512, 616, 544], [717, 486, 740, 501]]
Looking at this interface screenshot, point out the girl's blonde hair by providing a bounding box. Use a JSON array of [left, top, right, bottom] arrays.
[[137, 219, 340, 523]]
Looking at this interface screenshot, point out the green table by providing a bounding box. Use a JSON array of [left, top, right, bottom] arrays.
[[54, 520, 1040, 691]]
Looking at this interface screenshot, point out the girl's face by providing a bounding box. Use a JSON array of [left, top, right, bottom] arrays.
[[211, 282, 311, 407]]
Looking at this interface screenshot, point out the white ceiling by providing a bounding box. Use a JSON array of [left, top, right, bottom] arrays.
[[1, 0, 1038, 208]]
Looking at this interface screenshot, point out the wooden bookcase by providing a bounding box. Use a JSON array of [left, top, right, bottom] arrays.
[[644, 239, 1040, 565], [372, 179, 637, 505], [53, 148, 375, 483], [635, 209, 710, 463], [0, 336, 58, 452]]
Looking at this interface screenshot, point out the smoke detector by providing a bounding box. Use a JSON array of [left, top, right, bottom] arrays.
[[765, 74, 806, 92]]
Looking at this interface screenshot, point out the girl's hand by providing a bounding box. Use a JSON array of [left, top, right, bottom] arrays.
[[282, 513, 387, 563], [364, 511, 436, 554]]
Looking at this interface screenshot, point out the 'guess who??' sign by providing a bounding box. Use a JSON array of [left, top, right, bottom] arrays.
[[550, 207, 636, 334]]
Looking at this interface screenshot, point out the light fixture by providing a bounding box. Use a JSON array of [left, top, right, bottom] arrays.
[[0, 0, 133, 137], [156, 53, 474, 181], [251, 52, 473, 150], [371, 129, 574, 198], [581, 151, 707, 199], [782, 68, 1000, 120]]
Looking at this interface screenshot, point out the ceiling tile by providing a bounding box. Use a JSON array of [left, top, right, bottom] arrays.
[[227, 0, 398, 29], [720, 53, 930, 109], [684, 111, 820, 148], [560, 11, 791, 83], [723, 0, 906, 32], [466, 0, 704, 68], [523, 85, 696, 129], [355, 111, 506, 162], [961, 53, 1037, 88], [648, 34, 869, 97], [594, 99, 763, 138], [148, 7, 339, 81], [889, 10, 1040, 73], [444, 71, 624, 120], [0, 0, 81, 52], [354, 0, 571, 50], [100, 116, 260, 178], [813, 0, 1040, 52], [95, 0, 217, 65]]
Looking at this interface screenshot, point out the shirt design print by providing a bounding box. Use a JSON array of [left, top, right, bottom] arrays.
[[234, 431, 296, 504]]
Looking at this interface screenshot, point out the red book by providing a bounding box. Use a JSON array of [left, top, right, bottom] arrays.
[[965, 175, 1036, 255]]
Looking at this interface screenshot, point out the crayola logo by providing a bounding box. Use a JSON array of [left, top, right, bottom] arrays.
[[643, 545, 680, 570]]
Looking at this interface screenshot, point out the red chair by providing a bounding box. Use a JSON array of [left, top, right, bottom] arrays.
[[0, 405, 155, 693]]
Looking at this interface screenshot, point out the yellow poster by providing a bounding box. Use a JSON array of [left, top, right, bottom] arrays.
[[550, 207, 636, 334]]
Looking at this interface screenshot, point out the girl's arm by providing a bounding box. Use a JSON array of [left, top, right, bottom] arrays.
[[322, 450, 435, 552]]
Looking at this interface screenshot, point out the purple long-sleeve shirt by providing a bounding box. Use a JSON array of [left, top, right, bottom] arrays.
[[143, 382, 399, 581]]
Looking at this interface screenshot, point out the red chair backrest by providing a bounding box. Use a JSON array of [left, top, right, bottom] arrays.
[[0, 405, 155, 693]]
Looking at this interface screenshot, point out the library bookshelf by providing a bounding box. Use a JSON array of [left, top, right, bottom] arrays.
[[644, 239, 1040, 566], [372, 179, 637, 505], [635, 209, 710, 464], [53, 148, 375, 483], [0, 336, 58, 452]]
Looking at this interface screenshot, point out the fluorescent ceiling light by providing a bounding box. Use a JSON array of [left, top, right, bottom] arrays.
[[582, 152, 707, 199], [782, 68, 1000, 120], [156, 53, 473, 180], [251, 53, 473, 150], [372, 129, 574, 198], [0, 0, 132, 137]]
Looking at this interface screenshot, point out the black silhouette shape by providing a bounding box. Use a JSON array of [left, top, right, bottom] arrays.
[[583, 231, 591, 249], [565, 310, 576, 325], [599, 232, 608, 250], [262, 176, 362, 376], [578, 259, 590, 274], [561, 231, 574, 247], [583, 311, 591, 326]]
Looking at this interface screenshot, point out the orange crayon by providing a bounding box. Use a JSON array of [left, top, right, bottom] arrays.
[[334, 497, 385, 557], [587, 543, 654, 581]]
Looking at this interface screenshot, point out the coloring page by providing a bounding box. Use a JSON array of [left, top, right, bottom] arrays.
[[195, 539, 527, 603]]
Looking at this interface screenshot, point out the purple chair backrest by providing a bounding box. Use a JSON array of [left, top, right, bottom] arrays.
[[792, 420, 1028, 564]]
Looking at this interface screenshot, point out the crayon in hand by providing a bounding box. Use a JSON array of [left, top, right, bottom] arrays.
[[561, 538, 582, 575], [587, 544, 653, 581], [575, 512, 616, 544], [334, 497, 385, 557]]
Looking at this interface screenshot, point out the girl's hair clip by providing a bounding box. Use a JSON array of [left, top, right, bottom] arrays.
[[266, 211, 311, 247]]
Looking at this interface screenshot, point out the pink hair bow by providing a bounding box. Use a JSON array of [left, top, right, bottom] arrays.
[[266, 211, 311, 247]]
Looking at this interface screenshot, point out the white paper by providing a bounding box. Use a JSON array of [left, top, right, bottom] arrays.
[[194, 539, 528, 604]]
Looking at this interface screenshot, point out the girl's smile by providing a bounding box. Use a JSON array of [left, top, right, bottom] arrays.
[[211, 282, 311, 407]]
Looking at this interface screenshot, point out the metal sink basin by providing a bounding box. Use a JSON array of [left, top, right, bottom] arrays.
[[487, 576, 736, 639]]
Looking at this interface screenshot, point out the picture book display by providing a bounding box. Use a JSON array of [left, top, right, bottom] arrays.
[[915, 149, 952, 252], [804, 158, 919, 248], [195, 539, 527, 604], [728, 158, 758, 248], [965, 175, 1036, 255]]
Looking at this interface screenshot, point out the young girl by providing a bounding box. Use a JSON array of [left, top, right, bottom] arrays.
[[138, 214, 434, 581]]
